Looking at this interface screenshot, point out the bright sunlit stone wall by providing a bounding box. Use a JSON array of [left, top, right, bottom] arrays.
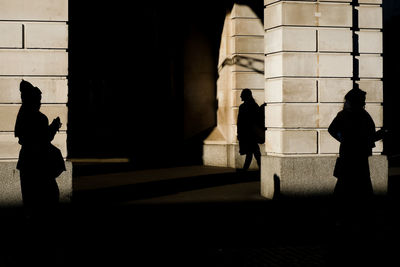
[[0, 0, 71, 205]]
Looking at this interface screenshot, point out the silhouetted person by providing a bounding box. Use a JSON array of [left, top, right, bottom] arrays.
[[328, 85, 384, 228], [14, 80, 65, 222], [237, 89, 265, 171]]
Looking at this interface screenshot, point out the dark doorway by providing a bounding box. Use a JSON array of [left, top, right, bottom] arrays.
[[68, 1, 230, 170], [383, 1, 400, 163]]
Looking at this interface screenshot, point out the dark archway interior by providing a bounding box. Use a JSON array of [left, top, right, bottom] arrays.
[[383, 0, 400, 165], [68, 1, 263, 172]]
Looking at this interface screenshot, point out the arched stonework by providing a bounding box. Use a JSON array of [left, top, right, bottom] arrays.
[[204, 0, 387, 198], [0, 0, 388, 204], [203, 4, 265, 169]]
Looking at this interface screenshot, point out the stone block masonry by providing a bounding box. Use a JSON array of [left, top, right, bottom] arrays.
[[262, 0, 386, 198], [0, 0, 68, 21], [0, 0, 71, 206], [263, 0, 383, 157], [204, 4, 265, 169]]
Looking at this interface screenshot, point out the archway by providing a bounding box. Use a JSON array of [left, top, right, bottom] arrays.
[[68, 1, 243, 172]]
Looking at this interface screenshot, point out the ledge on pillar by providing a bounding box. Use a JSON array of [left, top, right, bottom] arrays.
[[0, 160, 72, 207], [261, 155, 388, 199], [203, 126, 264, 170], [203, 143, 263, 170]]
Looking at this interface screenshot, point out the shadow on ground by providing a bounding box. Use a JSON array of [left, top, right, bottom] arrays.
[[73, 170, 260, 204], [1, 167, 400, 266]]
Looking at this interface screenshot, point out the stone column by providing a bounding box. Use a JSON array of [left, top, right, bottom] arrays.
[[203, 3, 265, 169], [0, 0, 71, 206], [262, 0, 386, 198]]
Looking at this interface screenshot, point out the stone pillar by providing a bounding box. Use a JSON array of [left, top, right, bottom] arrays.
[[262, 0, 387, 198], [0, 0, 71, 206], [203, 4, 265, 169]]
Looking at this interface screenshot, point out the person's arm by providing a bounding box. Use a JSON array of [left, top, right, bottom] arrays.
[[48, 117, 62, 141], [328, 114, 342, 143], [237, 106, 244, 141], [237, 114, 241, 141]]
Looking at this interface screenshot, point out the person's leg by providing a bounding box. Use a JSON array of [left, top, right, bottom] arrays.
[[20, 171, 36, 221], [254, 145, 261, 168], [243, 153, 253, 171]]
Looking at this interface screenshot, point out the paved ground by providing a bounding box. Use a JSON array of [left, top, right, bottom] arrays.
[[1, 165, 399, 266]]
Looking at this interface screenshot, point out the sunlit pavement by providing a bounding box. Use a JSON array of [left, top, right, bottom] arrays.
[[1, 165, 399, 266]]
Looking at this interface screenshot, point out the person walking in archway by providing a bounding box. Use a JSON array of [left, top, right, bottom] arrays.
[[237, 88, 265, 171]]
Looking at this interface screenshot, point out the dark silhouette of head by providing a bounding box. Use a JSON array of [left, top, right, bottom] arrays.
[[20, 80, 42, 111], [240, 88, 253, 102], [344, 84, 366, 109]]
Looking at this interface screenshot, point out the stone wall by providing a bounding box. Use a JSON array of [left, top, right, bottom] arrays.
[[262, 0, 386, 198], [264, 0, 383, 156], [203, 4, 265, 168], [0, 0, 71, 206]]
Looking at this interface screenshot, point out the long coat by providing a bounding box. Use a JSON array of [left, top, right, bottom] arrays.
[[237, 99, 260, 155], [15, 106, 65, 207], [328, 107, 376, 199]]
